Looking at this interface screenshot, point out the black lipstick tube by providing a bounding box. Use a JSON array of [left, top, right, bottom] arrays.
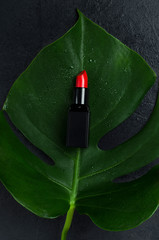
[[66, 70, 90, 148]]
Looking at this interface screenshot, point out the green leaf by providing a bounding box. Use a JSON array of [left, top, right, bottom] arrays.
[[0, 111, 70, 218], [0, 9, 158, 239]]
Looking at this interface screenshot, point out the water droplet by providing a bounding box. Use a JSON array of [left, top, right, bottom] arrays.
[[89, 59, 93, 62], [113, 90, 117, 94], [70, 65, 74, 69]]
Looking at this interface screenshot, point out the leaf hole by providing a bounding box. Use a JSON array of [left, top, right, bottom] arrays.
[[98, 81, 158, 150], [113, 158, 159, 183], [4, 112, 54, 166]]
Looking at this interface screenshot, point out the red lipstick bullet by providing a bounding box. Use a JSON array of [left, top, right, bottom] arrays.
[[76, 70, 88, 88], [66, 70, 90, 148]]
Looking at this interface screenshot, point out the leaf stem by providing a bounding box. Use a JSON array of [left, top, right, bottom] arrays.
[[70, 149, 80, 205], [61, 149, 80, 240], [61, 205, 75, 240]]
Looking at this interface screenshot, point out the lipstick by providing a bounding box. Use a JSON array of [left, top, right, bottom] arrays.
[[66, 70, 90, 148]]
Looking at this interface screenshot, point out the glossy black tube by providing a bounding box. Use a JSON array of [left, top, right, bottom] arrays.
[[73, 87, 88, 105]]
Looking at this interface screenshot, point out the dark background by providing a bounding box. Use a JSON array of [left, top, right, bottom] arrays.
[[0, 0, 159, 239]]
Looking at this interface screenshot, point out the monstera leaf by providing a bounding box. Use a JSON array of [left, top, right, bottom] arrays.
[[0, 9, 159, 240]]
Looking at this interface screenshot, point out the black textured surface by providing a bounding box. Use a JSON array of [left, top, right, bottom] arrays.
[[0, 0, 159, 239]]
